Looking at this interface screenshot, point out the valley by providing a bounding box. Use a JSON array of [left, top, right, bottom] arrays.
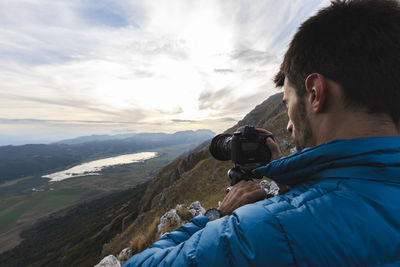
[[0, 143, 198, 254]]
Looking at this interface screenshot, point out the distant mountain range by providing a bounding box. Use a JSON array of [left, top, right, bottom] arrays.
[[0, 134, 58, 146], [0, 130, 215, 184], [55, 133, 139, 144], [56, 130, 215, 145]]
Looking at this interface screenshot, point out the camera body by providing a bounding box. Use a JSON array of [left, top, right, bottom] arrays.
[[210, 125, 273, 185], [230, 126, 272, 170]]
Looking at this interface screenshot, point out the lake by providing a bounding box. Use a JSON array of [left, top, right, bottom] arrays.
[[42, 152, 158, 182]]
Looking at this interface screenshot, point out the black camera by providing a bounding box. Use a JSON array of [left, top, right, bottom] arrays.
[[209, 125, 273, 185]]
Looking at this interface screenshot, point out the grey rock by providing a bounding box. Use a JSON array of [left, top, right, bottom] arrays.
[[118, 248, 132, 265], [187, 201, 205, 217], [158, 192, 166, 206], [156, 209, 181, 236], [94, 255, 120, 267]]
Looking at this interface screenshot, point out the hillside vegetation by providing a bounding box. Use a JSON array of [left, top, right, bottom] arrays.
[[0, 183, 148, 267]]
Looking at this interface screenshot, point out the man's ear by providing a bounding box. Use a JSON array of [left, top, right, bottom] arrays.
[[305, 73, 326, 113]]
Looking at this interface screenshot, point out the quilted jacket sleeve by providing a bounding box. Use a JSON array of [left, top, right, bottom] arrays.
[[123, 202, 294, 266], [122, 215, 209, 266]]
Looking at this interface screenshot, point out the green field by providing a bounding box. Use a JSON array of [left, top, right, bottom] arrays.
[[0, 188, 86, 232]]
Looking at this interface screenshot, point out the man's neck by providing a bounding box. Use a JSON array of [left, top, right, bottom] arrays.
[[313, 111, 400, 145]]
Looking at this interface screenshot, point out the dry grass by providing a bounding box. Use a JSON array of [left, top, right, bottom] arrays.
[[160, 217, 180, 236], [129, 216, 159, 255], [176, 207, 193, 222]]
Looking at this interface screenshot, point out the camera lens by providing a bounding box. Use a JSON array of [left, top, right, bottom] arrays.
[[209, 134, 232, 161]]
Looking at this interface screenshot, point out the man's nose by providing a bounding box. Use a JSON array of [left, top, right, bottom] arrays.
[[287, 120, 293, 133]]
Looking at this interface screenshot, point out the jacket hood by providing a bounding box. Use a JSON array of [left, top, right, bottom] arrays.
[[256, 136, 400, 187]]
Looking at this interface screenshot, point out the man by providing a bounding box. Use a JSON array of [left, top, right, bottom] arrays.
[[124, 0, 400, 265]]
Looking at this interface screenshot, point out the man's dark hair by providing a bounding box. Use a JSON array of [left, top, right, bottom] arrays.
[[275, 0, 400, 124]]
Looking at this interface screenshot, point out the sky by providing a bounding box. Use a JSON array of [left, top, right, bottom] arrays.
[[0, 0, 330, 145]]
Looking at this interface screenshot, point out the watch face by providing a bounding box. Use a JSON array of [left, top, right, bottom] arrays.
[[205, 208, 220, 221]]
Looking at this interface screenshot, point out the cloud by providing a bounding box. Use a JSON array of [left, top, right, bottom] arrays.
[[0, 91, 150, 125], [171, 119, 195, 123], [76, 0, 131, 28], [198, 87, 232, 110], [111, 128, 137, 133], [156, 106, 184, 115], [218, 117, 237, 122], [214, 68, 234, 74], [133, 70, 154, 78], [6, 94, 119, 115], [221, 91, 271, 115], [0, 118, 142, 126], [0, 1, 149, 67], [231, 49, 279, 66], [198, 85, 274, 119], [0, 0, 332, 142], [126, 36, 188, 60], [171, 117, 236, 124]]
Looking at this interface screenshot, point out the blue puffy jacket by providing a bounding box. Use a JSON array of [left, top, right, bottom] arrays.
[[123, 137, 400, 266]]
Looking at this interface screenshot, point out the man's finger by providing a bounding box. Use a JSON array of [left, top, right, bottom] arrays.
[[266, 137, 283, 161], [256, 128, 272, 135], [219, 180, 267, 216]]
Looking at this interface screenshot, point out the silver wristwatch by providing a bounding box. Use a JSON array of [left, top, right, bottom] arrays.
[[204, 208, 221, 221]]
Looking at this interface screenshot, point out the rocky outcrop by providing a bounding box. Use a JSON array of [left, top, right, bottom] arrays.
[[96, 248, 131, 266], [94, 255, 120, 267], [156, 209, 182, 237], [156, 201, 206, 237], [187, 201, 205, 217], [118, 248, 132, 265], [97, 200, 207, 266], [158, 192, 166, 207]]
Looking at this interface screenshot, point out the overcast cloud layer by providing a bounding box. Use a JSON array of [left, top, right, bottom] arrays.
[[0, 0, 330, 144]]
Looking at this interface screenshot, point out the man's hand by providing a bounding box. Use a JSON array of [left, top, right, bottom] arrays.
[[218, 180, 266, 216], [217, 128, 284, 217], [256, 128, 283, 161]]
